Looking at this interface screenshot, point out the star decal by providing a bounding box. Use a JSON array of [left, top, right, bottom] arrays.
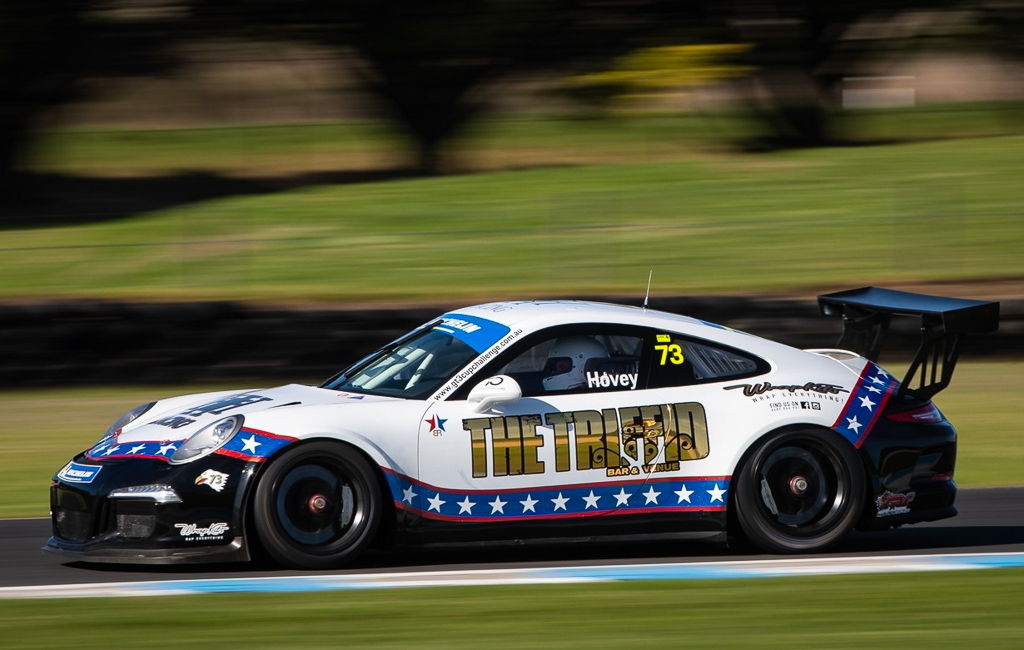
[[551, 492, 569, 511], [582, 490, 601, 509], [424, 415, 448, 432], [240, 435, 261, 454], [427, 493, 446, 512], [674, 484, 694, 503], [870, 375, 886, 385], [858, 395, 876, 411], [707, 483, 726, 503], [102, 445, 121, 456], [157, 443, 177, 455], [519, 494, 538, 513], [457, 496, 476, 514], [846, 415, 862, 434], [128, 444, 146, 455], [866, 385, 882, 394], [642, 486, 661, 504], [489, 495, 507, 514], [402, 486, 417, 504], [612, 488, 632, 506]]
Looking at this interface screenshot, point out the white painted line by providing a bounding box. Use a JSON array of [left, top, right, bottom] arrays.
[[2, 551, 1023, 599]]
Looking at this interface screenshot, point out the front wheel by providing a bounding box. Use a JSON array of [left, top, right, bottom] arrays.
[[253, 441, 382, 569], [733, 428, 865, 553]]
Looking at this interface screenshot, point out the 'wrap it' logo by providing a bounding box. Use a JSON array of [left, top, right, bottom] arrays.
[[174, 522, 229, 540]]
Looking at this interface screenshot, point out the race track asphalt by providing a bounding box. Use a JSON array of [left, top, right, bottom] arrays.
[[2, 487, 1021, 588]]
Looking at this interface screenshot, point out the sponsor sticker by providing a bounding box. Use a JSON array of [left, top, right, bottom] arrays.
[[876, 490, 916, 517], [424, 414, 448, 436], [433, 313, 511, 353], [194, 469, 229, 492], [175, 522, 230, 541], [57, 462, 102, 484]]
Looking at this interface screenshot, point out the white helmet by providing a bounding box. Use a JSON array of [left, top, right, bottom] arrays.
[[542, 337, 607, 391]]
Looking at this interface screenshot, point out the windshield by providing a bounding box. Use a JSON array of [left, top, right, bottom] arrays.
[[323, 313, 511, 399]]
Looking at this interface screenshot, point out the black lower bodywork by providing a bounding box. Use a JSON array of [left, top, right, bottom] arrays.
[[46, 452, 259, 564], [855, 401, 958, 530]]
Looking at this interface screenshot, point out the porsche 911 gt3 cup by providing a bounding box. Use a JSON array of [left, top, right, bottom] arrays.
[[46, 288, 998, 568]]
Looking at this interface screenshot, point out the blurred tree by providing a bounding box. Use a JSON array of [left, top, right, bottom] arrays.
[[717, 0, 974, 147], [195, 0, 705, 173], [0, 0, 83, 195], [0, 0, 182, 197], [0, 1, 182, 198]]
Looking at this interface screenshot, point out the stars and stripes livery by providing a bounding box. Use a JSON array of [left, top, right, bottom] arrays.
[[831, 362, 900, 447], [85, 427, 296, 463], [383, 470, 729, 522]]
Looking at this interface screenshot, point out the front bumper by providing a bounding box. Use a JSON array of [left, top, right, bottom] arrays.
[[46, 451, 260, 564]]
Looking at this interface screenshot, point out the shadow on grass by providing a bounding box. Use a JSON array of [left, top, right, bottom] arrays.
[[0, 169, 422, 230]]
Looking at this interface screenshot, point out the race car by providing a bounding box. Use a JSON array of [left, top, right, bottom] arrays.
[[46, 287, 999, 568]]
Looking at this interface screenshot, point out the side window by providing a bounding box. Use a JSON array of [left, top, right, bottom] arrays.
[[495, 331, 644, 396], [647, 332, 763, 389]]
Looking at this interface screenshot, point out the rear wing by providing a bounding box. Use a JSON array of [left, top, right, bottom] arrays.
[[818, 287, 999, 401]]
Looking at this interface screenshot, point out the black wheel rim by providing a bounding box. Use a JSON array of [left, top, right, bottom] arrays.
[[756, 439, 847, 536], [273, 460, 365, 550]]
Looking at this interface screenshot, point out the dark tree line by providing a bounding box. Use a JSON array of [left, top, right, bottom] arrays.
[[194, 0, 708, 173], [1, 0, 1019, 196]]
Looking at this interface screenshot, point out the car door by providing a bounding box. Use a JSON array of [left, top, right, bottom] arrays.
[[415, 325, 651, 521]]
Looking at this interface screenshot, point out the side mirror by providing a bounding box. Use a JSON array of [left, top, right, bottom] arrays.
[[467, 375, 522, 413]]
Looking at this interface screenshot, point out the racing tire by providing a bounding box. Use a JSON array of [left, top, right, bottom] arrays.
[[253, 441, 382, 569], [732, 428, 865, 553]]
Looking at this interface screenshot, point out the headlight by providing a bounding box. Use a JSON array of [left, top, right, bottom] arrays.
[[169, 415, 243, 465], [97, 402, 156, 444]]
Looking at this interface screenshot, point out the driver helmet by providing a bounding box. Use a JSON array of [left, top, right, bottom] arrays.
[[542, 336, 607, 391]]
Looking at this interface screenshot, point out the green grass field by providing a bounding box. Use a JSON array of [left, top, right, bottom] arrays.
[[3, 569, 1024, 648], [1, 360, 1018, 519], [4, 114, 1023, 303]]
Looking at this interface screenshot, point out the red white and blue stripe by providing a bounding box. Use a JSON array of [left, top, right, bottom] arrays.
[[831, 362, 899, 447], [383, 470, 729, 522], [85, 427, 296, 463]]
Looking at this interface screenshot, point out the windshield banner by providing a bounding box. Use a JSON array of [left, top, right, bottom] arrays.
[[434, 313, 511, 353]]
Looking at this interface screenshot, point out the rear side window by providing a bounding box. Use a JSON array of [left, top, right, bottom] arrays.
[[647, 332, 764, 389]]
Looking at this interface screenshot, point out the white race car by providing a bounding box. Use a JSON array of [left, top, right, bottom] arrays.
[[47, 288, 998, 568]]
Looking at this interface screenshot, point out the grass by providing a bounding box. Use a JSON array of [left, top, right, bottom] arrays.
[[1, 360, 1019, 520], [2, 569, 1024, 647], [3, 131, 1023, 303], [24, 102, 1024, 178], [0, 384, 235, 519]]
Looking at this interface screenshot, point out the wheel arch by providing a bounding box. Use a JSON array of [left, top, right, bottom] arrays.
[[726, 422, 874, 543], [241, 436, 399, 562]]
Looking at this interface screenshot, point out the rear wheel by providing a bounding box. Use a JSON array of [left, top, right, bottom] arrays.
[[733, 429, 864, 553], [253, 441, 381, 569]]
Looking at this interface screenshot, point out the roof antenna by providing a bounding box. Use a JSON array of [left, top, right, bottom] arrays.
[[642, 269, 653, 310]]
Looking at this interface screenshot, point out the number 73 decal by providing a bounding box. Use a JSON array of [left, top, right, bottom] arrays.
[[654, 334, 685, 365]]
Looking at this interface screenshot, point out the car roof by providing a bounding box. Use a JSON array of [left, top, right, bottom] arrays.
[[448, 300, 803, 368], [453, 300, 714, 334]]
